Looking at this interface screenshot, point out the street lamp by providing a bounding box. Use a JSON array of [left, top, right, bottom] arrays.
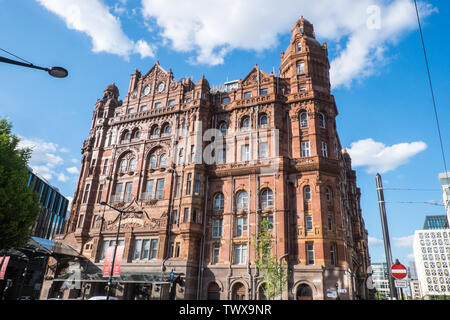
[[99, 201, 142, 300], [0, 55, 68, 78]]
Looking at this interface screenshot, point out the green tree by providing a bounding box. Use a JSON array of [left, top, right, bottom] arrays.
[[252, 218, 288, 300], [0, 118, 40, 250]]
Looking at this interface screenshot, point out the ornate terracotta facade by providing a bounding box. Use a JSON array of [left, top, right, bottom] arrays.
[[49, 17, 370, 300]]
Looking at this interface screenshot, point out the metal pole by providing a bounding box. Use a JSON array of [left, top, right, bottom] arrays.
[[375, 174, 398, 300], [106, 209, 123, 300]]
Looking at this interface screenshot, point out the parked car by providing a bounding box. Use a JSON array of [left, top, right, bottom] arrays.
[[88, 296, 120, 300]]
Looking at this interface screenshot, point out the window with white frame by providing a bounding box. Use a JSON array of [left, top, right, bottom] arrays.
[[260, 188, 273, 209], [259, 142, 269, 159], [319, 113, 326, 128], [306, 216, 313, 231], [296, 61, 305, 75], [100, 239, 124, 260], [300, 112, 308, 128], [213, 193, 225, 211], [241, 144, 250, 161], [212, 244, 220, 264], [236, 191, 248, 210], [307, 243, 314, 265], [301, 141, 310, 157], [212, 219, 223, 238], [234, 244, 247, 265], [156, 179, 165, 199], [236, 217, 248, 237], [304, 186, 311, 201]]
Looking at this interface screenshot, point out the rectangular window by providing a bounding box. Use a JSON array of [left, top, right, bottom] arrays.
[[175, 242, 180, 257], [101, 239, 124, 260], [192, 209, 198, 223], [150, 239, 158, 259], [306, 216, 313, 231], [97, 184, 104, 203], [82, 184, 90, 203], [244, 92, 252, 98], [212, 244, 220, 265], [307, 243, 315, 265], [93, 215, 101, 229], [234, 244, 247, 265], [142, 240, 150, 259], [113, 183, 123, 202], [183, 208, 189, 223], [212, 219, 223, 238], [330, 243, 336, 265], [186, 173, 192, 195], [236, 217, 248, 237], [134, 239, 143, 260], [124, 182, 133, 202], [172, 210, 178, 225], [154, 102, 162, 108], [222, 97, 230, 104], [190, 145, 195, 163], [156, 179, 165, 199], [175, 176, 182, 198], [144, 180, 154, 200], [261, 216, 274, 231], [297, 61, 305, 75], [169, 242, 174, 258], [321, 142, 328, 157], [260, 89, 268, 95], [259, 142, 268, 159], [78, 214, 84, 228], [194, 173, 201, 195], [301, 141, 310, 157], [241, 144, 250, 161], [168, 99, 175, 106], [328, 216, 333, 231], [102, 159, 108, 175]]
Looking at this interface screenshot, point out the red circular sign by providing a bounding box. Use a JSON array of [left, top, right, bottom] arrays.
[[390, 264, 408, 280]]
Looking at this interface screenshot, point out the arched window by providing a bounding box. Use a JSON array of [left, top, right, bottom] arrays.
[[119, 159, 127, 173], [300, 112, 308, 128], [260, 189, 273, 210], [259, 114, 268, 127], [296, 284, 313, 300], [213, 193, 225, 211], [236, 191, 248, 210], [151, 127, 160, 138], [304, 186, 311, 201], [319, 113, 326, 128], [160, 154, 167, 168], [232, 282, 246, 300], [121, 131, 130, 144], [132, 129, 140, 140], [150, 155, 157, 169], [241, 117, 250, 130], [325, 187, 332, 202], [219, 122, 227, 136], [178, 148, 184, 165], [207, 282, 221, 300], [129, 158, 137, 171], [162, 124, 171, 136]]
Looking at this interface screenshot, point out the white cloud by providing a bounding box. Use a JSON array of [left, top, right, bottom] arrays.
[[407, 253, 415, 260], [18, 136, 69, 181], [71, 158, 78, 163], [37, 0, 155, 59], [66, 166, 80, 175], [393, 235, 414, 247], [368, 236, 383, 246], [346, 138, 427, 174], [57, 172, 69, 182], [141, 0, 436, 87]]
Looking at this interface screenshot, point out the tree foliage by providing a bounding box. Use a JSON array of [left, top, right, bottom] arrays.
[[252, 218, 288, 300], [0, 118, 40, 250]]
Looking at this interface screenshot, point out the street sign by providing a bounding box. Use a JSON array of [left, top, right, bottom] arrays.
[[169, 271, 175, 281], [394, 280, 408, 288], [390, 263, 408, 280], [327, 288, 337, 292], [338, 289, 347, 294], [327, 293, 337, 298]]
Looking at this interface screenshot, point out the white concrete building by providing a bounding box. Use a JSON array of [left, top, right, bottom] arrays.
[[413, 229, 450, 297], [439, 172, 450, 226]]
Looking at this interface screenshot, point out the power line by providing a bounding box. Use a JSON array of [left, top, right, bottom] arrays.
[[385, 201, 444, 207], [0, 47, 33, 65], [383, 188, 441, 192], [414, 0, 449, 181]]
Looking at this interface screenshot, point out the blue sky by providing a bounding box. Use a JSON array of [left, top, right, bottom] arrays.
[[0, 0, 449, 268]]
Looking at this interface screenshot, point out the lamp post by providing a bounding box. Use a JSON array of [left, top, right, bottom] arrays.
[[0, 55, 68, 78], [99, 201, 142, 300]]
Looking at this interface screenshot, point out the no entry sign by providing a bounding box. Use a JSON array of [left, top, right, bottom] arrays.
[[391, 263, 408, 280]]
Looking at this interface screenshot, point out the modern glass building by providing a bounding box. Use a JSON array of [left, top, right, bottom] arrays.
[[27, 168, 69, 240], [423, 216, 449, 230], [372, 263, 391, 299]]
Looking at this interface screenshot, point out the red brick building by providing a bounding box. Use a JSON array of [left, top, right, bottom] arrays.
[[41, 17, 370, 300]]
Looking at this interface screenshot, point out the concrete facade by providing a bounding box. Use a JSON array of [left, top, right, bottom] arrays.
[[41, 17, 370, 300]]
